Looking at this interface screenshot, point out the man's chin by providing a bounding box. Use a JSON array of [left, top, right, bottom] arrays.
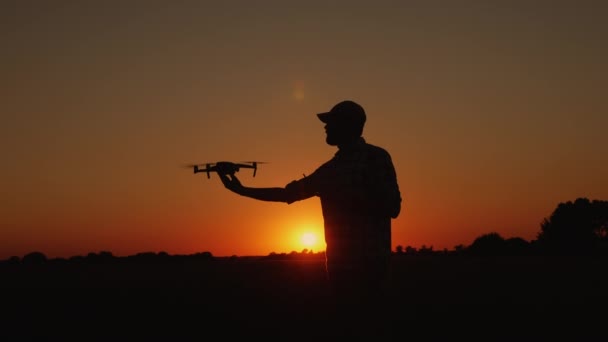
[[325, 137, 338, 146]]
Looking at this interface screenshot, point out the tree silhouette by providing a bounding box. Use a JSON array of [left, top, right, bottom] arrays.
[[22, 251, 47, 265], [504, 237, 530, 255], [468, 232, 505, 256], [536, 197, 608, 254]]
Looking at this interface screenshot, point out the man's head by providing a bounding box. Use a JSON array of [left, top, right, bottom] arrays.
[[317, 100, 366, 146]]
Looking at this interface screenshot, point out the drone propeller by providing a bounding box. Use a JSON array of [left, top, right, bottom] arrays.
[[183, 162, 211, 167], [240, 161, 269, 164]]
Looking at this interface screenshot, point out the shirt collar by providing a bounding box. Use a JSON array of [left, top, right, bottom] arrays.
[[335, 137, 366, 158]]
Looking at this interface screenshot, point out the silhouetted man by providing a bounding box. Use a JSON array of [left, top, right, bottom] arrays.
[[218, 100, 402, 339]]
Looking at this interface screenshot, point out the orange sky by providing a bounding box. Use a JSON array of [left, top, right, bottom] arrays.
[[1, 1, 607, 259]]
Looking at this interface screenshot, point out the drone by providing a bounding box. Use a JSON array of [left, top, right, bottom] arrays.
[[186, 161, 266, 179]]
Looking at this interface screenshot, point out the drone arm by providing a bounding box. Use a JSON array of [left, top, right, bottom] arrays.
[[206, 163, 212, 179]]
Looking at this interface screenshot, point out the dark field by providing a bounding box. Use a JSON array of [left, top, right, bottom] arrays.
[[2, 255, 607, 341]]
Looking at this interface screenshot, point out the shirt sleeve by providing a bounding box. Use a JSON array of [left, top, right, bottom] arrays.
[[383, 153, 402, 218], [367, 149, 402, 218], [283, 166, 325, 204]]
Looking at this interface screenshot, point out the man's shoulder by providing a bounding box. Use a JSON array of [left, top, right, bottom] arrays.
[[363, 141, 388, 152], [362, 141, 392, 159]]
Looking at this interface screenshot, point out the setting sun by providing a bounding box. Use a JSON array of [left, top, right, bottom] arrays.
[[301, 232, 317, 248], [290, 221, 325, 252], [299, 231, 324, 252]]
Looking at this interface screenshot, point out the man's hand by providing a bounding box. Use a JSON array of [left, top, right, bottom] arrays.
[[217, 172, 290, 203], [218, 172, 244, 194]]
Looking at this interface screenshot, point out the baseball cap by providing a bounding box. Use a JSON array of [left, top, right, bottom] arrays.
[[317, 100, 366, 126]]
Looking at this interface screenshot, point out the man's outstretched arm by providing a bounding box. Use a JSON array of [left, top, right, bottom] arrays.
[[218, 173, 290, 203]]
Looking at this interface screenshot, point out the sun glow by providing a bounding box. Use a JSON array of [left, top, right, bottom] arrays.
[[290, 222, 325, 253], [279, 211, 326, 253], [301, 232, 317, 247]]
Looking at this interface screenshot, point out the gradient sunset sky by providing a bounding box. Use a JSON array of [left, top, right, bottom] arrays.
[[2, 1, 607, 259]]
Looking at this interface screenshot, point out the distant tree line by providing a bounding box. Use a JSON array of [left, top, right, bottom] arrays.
[[395, 197, 608, 256], [2, 250, 215, 266], [3, 197, 607, 265], [264, 249, 325, 260]]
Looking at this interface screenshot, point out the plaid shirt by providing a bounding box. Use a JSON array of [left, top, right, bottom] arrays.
[[285, 137, 401, 266]]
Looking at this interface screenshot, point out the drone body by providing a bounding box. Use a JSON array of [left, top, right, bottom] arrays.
[[187, 161, 265, 178]]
